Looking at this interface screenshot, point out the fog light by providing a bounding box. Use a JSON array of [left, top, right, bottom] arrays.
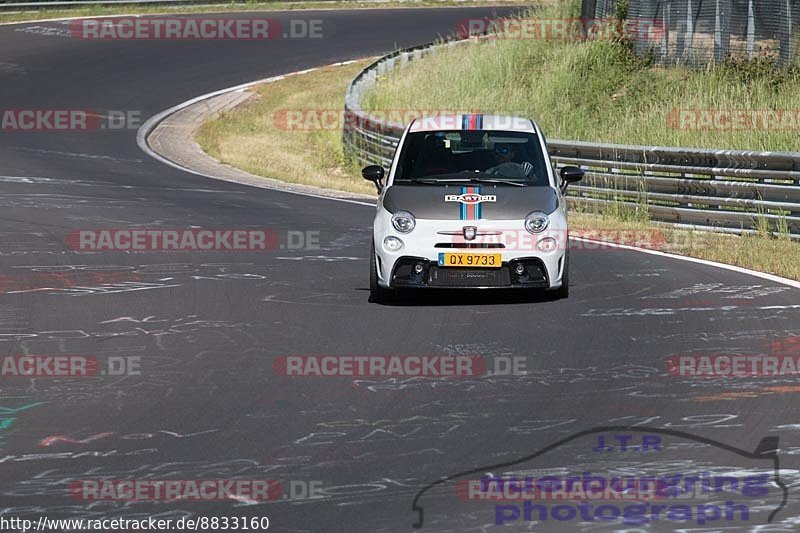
[[383, 236, 404, 252], [537, 237, 558, 252], [515, 263, 526, 275], [414, 263, 424, 274]]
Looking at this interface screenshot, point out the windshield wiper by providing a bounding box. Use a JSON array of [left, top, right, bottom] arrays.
[[403, 178, 457, 185], [405, 174, 526, 186], [467, 177, 526, 187], [404, 171, 485, 183]]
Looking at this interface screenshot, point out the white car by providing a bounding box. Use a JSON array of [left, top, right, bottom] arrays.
[[364, 114, 583, 303]]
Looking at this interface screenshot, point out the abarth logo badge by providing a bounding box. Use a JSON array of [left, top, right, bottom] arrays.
[[445, 193, 497, 204], [463, 226, 477, 241]]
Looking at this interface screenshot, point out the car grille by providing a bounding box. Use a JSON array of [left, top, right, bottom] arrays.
[[428, 266, 511, 287], [434, 243, 505, 249], [391, 257, 549, 289]]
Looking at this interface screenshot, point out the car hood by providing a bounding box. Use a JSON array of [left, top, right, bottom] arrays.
[[382, 184, 558, 220]]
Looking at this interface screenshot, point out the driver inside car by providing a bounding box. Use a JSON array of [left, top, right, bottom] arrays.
[[486, 142, 535, 179]]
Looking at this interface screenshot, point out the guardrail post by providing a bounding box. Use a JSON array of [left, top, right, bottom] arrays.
[[661, 0, 671, 63], [634, 0, 658, 58], [746, 0, 755, 59], [778, 0, 793, 67], [684, 0, 694, 60], [675, 0, 694, 61], [582, 0, 599, 21], [713, 0, 730, 63]]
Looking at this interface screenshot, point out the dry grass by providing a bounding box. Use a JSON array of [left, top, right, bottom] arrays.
[[196, 60, 375, 195]]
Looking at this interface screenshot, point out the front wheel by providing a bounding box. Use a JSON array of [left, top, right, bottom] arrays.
[[369, 241, 393, 303]]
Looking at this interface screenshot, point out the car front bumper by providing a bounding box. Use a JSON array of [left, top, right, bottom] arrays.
[[387, 255, 558, 289], [372, 216, 568, 290]]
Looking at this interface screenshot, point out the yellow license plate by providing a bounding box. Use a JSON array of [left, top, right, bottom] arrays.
[[438, 253, 502, 268]]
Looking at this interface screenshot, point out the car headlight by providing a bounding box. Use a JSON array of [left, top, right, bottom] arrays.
[[525, 211, 550, 234], [391, 211, 416, 233], [383, 236, 404, 252]]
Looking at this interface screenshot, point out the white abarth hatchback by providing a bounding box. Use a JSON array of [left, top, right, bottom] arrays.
[[364, 114, 583, 303]]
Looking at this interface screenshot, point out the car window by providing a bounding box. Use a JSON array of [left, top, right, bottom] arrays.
[[394, 130, 549, 186]]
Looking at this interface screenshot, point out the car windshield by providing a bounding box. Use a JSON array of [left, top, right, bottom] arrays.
[[393, 130, 550, 186]]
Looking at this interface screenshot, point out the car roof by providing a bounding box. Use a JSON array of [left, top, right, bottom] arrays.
[[408, 114, 537, 133]]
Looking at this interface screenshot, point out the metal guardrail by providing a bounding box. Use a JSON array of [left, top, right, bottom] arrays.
[[343, 38, 800, 236]]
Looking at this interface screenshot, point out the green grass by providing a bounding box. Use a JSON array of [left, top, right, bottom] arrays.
[[361, 7, 800, 152]]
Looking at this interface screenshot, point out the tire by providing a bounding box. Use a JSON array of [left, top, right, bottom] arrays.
[[552, 251, 569, 299], [369, 240, 392, 303]]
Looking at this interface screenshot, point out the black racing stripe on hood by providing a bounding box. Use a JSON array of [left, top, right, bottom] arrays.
[[382, 184, 558, 220]]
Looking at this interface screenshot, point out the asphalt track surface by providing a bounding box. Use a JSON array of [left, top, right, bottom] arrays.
[[1, 7, 799, 532]]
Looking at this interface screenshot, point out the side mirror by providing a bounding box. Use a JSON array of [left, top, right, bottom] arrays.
[[559, 165, 584, 192], [362, 165, 385, 193]]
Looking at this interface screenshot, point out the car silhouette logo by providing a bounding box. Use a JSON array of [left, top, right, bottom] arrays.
[[411, 426, 788, 529]]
